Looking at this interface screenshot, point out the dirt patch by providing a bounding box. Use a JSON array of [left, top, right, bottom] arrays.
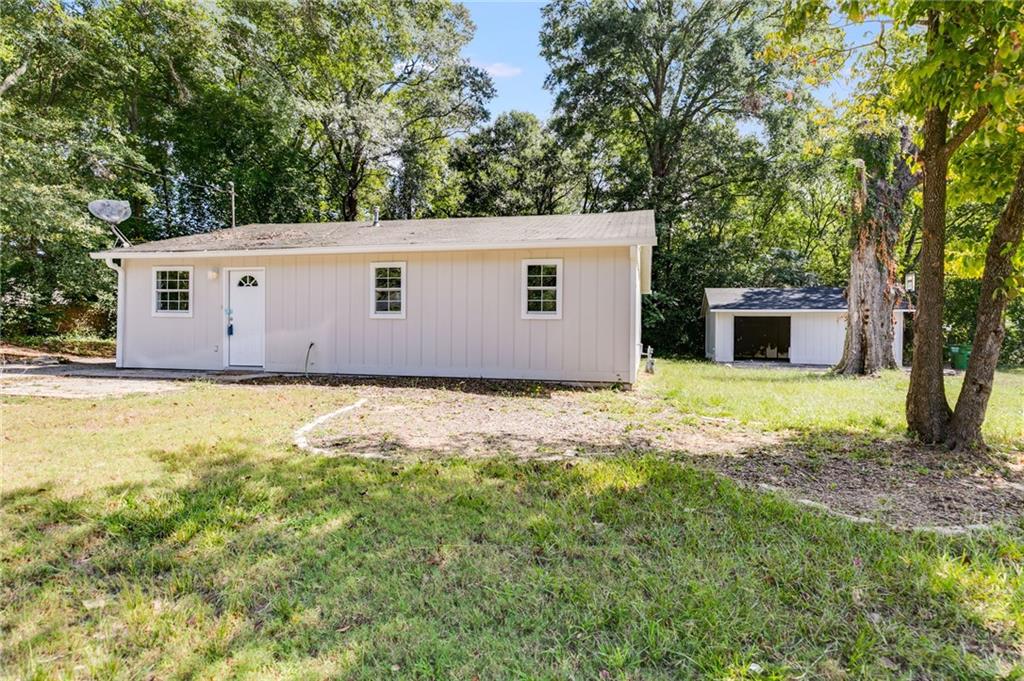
[[307, 383, 777, 460], [0, 375, 182, 399], [704, 439, 1024, 530], [299, 379, 1024, 530]]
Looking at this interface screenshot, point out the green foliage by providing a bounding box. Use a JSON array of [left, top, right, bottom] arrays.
[[450, 111, 582, 217], [944, 278, 1024, 368], [0, 0, 493, 337], [541, 0, 838, 354]]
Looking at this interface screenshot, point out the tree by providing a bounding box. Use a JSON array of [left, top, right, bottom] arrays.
[[541, 0, 811, 351], [833, 127, 916, 375], [880, 3, 1023, 445], [1, 0, 498, 337], [385, 136, 463, 220], [783, 0, 1024, 446], [231, 0, 492, 222], [945, 128, 1024, 447], [450, 111, 580, 217]]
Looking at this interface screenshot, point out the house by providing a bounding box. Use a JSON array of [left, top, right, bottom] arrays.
[[702, 286, 911, 366], [90, 211, 656, 385]]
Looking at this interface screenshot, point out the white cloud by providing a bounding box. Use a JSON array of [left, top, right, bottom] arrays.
[[476, 61, 523, 78]]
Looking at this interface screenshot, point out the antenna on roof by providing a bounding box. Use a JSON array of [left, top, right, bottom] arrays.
[[373, 206, 379, 226], [228, 181, 236, 229], [87, 199, 132, 247]]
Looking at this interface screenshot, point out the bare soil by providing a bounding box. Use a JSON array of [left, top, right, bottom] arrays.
[[708, 439, 1024, 530], [308, 382, 774, 459], [300, 378, 1024, 530], [0, 374, 183, 399]]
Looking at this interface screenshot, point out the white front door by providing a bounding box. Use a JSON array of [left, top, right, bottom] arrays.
[[227, 269, 265, 367]]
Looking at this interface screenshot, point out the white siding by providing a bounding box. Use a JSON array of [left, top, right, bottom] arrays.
[[704, 312, 714, 359], [893, 312, 905, 367], [707, 309, 907, 367], [790, 312, 846, 365], [713, 312, 734, 362], [120, 247, 638, 383]]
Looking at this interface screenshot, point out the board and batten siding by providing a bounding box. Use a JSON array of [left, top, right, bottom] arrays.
[[121, 246, 640, 383], [704, 310, 905, 366], [790, 312, 846, 365]]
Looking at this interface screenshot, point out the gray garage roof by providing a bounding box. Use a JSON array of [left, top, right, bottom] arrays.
[[704, 286, 912, 312], [91, 210, 656, 258]]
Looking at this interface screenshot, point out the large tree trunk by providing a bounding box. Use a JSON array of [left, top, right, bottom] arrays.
[[835, 129, 916, 375], [946, 158, 1024, 448], [904, 9, 991, 443], [906, 104, 954, 442]]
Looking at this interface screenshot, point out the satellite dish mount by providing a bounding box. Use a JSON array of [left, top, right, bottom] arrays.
[[88, 199, 133, 247]]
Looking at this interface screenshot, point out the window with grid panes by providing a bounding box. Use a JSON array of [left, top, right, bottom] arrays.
[[153, 268, 192, 315], [371, 262, 405, 317], [522, 259, 561, 318]]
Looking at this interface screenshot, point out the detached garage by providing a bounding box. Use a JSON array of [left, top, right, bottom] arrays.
[[702, 287, 910, 366]]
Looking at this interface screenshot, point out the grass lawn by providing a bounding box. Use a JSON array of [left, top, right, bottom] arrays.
[[2, 363, 1022, 679], [648, 362, 1024, 449]]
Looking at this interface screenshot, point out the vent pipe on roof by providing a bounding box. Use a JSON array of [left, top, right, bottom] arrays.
[[372, 206, 379, 226]]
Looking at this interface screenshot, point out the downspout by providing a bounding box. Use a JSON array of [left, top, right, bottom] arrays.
[[103, 257, 125, 368]]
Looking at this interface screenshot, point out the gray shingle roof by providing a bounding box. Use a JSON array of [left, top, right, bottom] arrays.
[[93, 211, 656, 257], [704, 286, 912, 311]]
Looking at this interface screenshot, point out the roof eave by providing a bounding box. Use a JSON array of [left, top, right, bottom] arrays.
[[707, 307, 913, 313], [90, 236, 656, 260]]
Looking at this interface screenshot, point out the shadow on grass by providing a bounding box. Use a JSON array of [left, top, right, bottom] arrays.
[[2, 439, 1022, 679], [700, 428, 1024, 530]]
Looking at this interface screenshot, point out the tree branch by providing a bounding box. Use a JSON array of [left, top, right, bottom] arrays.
[[943, 105, 989, 158], [0, 57, 31, 99]]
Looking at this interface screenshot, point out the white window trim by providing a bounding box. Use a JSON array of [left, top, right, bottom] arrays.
[[151, 266, 194, 318], [369, 261, 406, 319], [521, 258, 563, 320]]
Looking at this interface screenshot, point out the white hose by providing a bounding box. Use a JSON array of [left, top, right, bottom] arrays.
[[293, 398, 371, 456]]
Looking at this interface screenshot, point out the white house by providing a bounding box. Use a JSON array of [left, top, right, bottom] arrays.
[[91, 211, 656, 385], [703, 287, 911, 366]]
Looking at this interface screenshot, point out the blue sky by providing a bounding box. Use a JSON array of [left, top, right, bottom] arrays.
[[462, 2, 874, 123], [463, 2, 554, 121]]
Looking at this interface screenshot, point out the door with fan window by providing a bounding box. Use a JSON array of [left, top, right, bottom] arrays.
[[227, 269, 265, 367]]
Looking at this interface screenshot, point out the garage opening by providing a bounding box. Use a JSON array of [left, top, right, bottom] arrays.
[[734, 316, 790, 361]]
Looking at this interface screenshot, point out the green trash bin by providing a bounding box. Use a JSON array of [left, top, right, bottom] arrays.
[[950, 345, 971, 370]]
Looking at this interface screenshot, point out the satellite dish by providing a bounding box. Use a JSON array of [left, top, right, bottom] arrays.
[[88, 199, 131, 225], [88, 199, 133, 247]]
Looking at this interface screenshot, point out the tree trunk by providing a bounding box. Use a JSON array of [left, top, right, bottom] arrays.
[[906, 104, 953, 442], [834, 129, 916, 375], [946, 157, 1024, 448], [0, 57, 30, 99]]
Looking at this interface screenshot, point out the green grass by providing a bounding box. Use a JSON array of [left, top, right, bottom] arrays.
[[648, 361, 1024, 448], [2, 369, 1023, 679]]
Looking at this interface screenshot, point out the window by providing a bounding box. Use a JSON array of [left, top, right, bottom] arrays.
[[152, 267, 193, 317], [370, 262, 406, 318], [521, 258, 562, 319], [237, 274, 258, 287]]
